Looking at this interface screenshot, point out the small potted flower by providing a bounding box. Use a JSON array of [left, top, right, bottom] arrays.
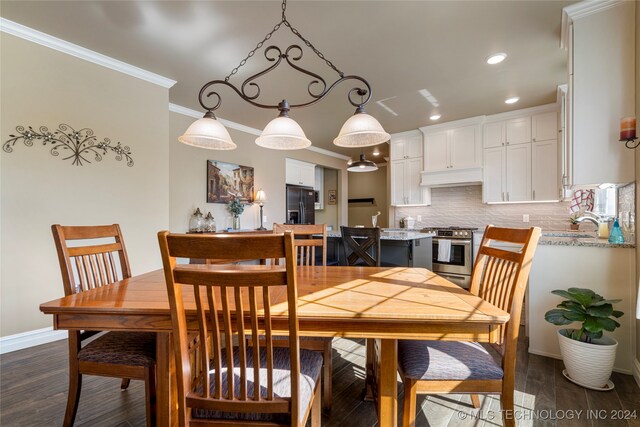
[[227, 197, 246, 230], [569, 213, 580, 231], [545, 288, 623, 390]]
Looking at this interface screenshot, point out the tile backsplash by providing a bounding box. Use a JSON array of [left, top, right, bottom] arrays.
[[393, 185, 572, 231]]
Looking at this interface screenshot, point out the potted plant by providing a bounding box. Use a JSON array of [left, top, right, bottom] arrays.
[[227, 197, 246, 230], [545, 287, 623, 390], [569, 213, 580, 231]]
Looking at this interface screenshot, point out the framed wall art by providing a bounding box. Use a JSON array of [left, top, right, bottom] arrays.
[[207, 160, 254, 203], [328, 189, 337, 205]]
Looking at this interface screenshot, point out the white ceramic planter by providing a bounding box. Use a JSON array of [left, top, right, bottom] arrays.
[[557, 329, 617, 389]]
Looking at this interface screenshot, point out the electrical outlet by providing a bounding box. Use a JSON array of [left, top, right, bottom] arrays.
[[522, 214, 530, 223], [417, 215, 422, 222]]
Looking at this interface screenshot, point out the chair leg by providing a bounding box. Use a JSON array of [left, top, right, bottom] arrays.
[[120, 378, 131, 390], [470, 394, 481, 408], [311, 383, 321, 427], [501, 388, 516, 427], [322, 339, 332, 412], [63, 369, 82, 427], [402, 379, 417, 427], [144, 366, 157, 427]]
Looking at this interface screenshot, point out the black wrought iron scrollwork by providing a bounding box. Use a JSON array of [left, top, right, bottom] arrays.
[[3, 124, 134, 167], [195, 0, 372, 116]]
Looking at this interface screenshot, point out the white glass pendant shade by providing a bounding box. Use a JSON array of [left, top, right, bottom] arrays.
[[178, 115, 236, 150], [255, 116, 311, 150], [347, 154, 378, 172], [334, 111, 390, 148]]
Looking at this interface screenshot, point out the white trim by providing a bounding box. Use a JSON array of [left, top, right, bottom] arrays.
[[528, 348, 632, 375], [169, 103, 351, 160], [0, 18, 176, 89], [633, 358, 640, 389], [391, 129, 423, 139], [305, 145, 350, 161], [561, 1, 624, 49], [483, 103, 557, 123], [0, 327, 67, 354], [420, 115, 486, 134]]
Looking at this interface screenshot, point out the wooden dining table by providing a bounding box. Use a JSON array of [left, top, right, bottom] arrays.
[[40, 265, 509, 427]]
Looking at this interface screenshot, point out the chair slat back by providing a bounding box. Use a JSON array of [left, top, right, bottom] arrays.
[[52, 224, 131, 296], [469, 225, 540, 357], [340, 226, 381, 267], [273, 223, 327, 266], [158, 231, 302, 425]]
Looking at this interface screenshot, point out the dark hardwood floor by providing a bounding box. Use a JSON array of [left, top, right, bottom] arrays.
[[1, 334, 638, 426]]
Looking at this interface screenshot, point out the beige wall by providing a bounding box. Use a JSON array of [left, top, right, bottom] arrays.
[[0, 33, 170, 336], [169, 112, 350, 233], [348, 165, 388, 228], [315, 168, 339, 231]]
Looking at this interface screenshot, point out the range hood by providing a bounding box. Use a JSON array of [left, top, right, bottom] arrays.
[[420, 167, 483, 188]]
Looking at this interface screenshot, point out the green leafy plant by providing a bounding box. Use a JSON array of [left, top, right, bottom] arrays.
[[569, 213, 580, 225], [545, 288, 623, 342], [227, 198, 245, 217]]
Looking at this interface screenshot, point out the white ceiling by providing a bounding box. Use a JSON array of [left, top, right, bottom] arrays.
[[0, 0, 575, 161]]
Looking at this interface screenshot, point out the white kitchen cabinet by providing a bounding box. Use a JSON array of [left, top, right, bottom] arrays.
[[285, 158, 316, 187], [314, 166, 324, 210], [562, 1, 635, 186], [528, 244, 635, 373], [532, 111, 558, 142], [422, 121, 482, 172], [483, 117, 531, 148], [390, 130, 430, 206], [390, 131, 422, 160], [483, 143, 531, 203], [532, 139, 559, 201]]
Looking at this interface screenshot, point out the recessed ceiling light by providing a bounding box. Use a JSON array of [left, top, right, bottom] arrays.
[[505, 97, 520, 104], [430, 114, 441, 121], [486, 53, 507, 65]]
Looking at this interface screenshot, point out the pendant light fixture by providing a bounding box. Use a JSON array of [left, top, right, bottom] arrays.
[[179, 0, 388, 151], [347, 153, 378, 172]]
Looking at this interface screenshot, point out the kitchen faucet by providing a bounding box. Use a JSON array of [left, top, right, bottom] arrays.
[[574, 211, 602, 230]]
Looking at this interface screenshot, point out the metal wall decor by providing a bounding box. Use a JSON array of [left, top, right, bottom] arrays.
[[3, 124, 134, 167]]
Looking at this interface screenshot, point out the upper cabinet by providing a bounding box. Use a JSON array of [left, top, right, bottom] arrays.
[[314, 166, 324, 210], [389, 130, 431, 206], [285, 158, 316, 187], [420, 117, 483, 187], [562, 1, 635, 186], [482, 105, 559, 203]]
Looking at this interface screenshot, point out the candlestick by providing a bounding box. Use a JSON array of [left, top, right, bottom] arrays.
[[619, 116, 638, 149]]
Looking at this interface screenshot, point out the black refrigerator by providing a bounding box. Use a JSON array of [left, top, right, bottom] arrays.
[[286, 185, 315, 224]]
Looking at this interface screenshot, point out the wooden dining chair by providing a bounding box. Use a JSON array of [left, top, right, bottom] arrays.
[[397, 225, 541, 427], [272, 223, 332, 411], [51, 224, 156, 427], [158, 231, 322, 427], [340, 226, 381, 267]]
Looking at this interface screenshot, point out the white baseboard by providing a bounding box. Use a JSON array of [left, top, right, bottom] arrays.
[[528, 348, 632, 375], [633, 358, 640, 389], [0, 327, 67, 354]]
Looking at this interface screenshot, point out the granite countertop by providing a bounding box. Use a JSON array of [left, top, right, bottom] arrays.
[[326, 229, 435, 241], [539, 231, 635, 248]]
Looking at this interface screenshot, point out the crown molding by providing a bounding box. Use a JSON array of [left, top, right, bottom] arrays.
[[561, 1, 624, 49], [169, 103, 351, 160], [483, 103, 558, 123], [420, 115, 486, 134], [0, 18, 176, 89]]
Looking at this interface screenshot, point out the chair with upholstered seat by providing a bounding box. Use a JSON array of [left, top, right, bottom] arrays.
[[397, 225, 541, 427], [51, 224, 156, 427], [158, 231, 322, 426], [340, 226, 381, 267], [272, 223, 332, 411]]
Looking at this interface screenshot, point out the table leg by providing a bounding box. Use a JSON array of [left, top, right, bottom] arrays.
[[156, 333, 177, 427], [378, 339, 398, 427]]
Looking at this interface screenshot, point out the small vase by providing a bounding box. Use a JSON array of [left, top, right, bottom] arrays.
[[232, 216, 240, 230]]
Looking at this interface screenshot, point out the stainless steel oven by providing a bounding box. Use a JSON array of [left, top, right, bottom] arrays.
[[422, 227, 477, 289]]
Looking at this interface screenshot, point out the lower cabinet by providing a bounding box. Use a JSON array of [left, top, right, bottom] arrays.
[[325, 236, 433, 269]]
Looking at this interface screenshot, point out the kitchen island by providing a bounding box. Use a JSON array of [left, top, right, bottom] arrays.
[[325, 229, 434, 269]]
